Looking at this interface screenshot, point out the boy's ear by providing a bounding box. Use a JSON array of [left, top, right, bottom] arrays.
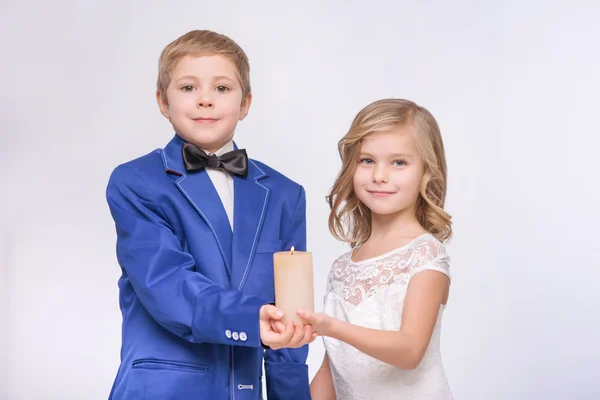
[[239, 93, 252, 121], [156, 90, 170, 119]]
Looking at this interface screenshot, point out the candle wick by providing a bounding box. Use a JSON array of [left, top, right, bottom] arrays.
[[290, 245, 295, 255]]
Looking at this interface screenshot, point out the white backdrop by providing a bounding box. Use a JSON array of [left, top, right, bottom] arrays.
[[2, 1, 600, 399]]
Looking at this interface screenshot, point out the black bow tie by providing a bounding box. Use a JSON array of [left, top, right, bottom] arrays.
[[182, 142, 248, 177]]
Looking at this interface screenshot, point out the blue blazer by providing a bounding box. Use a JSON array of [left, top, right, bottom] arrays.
[[106, 134, 310, 400]]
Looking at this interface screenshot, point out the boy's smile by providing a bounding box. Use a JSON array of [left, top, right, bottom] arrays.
[[193, 117, 219, 123], [157, 55, 252, 153]]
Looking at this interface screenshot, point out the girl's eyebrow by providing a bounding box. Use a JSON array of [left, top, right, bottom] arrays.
[[359, 152, 415, 159], [389, 153, 415, 159]]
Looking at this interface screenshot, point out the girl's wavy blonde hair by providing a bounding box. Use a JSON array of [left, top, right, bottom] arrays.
[[328, 99, 452, 246]]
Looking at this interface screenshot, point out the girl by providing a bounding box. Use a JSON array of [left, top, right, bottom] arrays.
[[299, 99, 453, 399]]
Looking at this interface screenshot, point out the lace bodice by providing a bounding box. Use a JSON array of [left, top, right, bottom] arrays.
[[323, 233, 453, 400]]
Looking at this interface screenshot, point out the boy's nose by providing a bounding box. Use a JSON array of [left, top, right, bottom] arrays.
[[197, 92, 214, 108], [197, 100, 213, 108]]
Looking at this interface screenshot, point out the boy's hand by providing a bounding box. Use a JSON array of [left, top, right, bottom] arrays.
[[270, 318, 284, 334], [259, 305, 317, 350]]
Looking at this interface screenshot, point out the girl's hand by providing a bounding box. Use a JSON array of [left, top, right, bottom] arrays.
[[270, 314, 318, 344], [297, 309, 336, 337], [260, 305, 316, 350]]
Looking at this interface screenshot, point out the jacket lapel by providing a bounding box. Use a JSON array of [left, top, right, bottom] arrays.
[[231, 160, 269, 291], [161, 134, 233, 278]]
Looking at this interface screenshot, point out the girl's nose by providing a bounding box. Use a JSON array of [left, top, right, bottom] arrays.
[[372, 167, 388, 184]]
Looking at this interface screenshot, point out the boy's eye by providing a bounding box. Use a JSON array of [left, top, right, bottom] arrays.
[[181, 85, 195, 92], [215, 85, 230, 93], [359, 158, 373, 165], [393, 159, 408, 167]]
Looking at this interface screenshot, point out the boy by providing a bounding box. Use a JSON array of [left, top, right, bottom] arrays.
[[106, 30, 314, 400]]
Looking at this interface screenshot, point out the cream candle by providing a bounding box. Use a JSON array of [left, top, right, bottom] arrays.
[[273, 246, 315, 324]]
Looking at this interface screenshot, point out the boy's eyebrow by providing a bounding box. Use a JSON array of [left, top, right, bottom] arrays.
[[213, 75, 236, 82], [174, 75, 200, 82], [174, 75, 237, 84]]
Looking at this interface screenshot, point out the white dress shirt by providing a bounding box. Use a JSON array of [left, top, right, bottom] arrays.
[[202, 141, 235, 230]]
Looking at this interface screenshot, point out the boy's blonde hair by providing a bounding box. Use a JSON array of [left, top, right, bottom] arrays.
[[157, 30, 251, 103], [328, 99, 452, 246]]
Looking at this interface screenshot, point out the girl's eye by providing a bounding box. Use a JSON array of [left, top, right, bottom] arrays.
[[215, 85, 230, 93], [393, 159, 408, 167], [181, 85, 195, 92], [359, 158, 373, 165]]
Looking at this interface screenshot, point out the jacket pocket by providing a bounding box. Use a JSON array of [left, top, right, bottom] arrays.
[[132, 358, 209, 374]]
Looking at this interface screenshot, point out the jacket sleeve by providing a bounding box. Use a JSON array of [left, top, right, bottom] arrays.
[[106, 164, 268, 347]]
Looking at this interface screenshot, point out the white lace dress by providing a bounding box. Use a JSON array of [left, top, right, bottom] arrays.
[[322, 233, 453, 400]]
